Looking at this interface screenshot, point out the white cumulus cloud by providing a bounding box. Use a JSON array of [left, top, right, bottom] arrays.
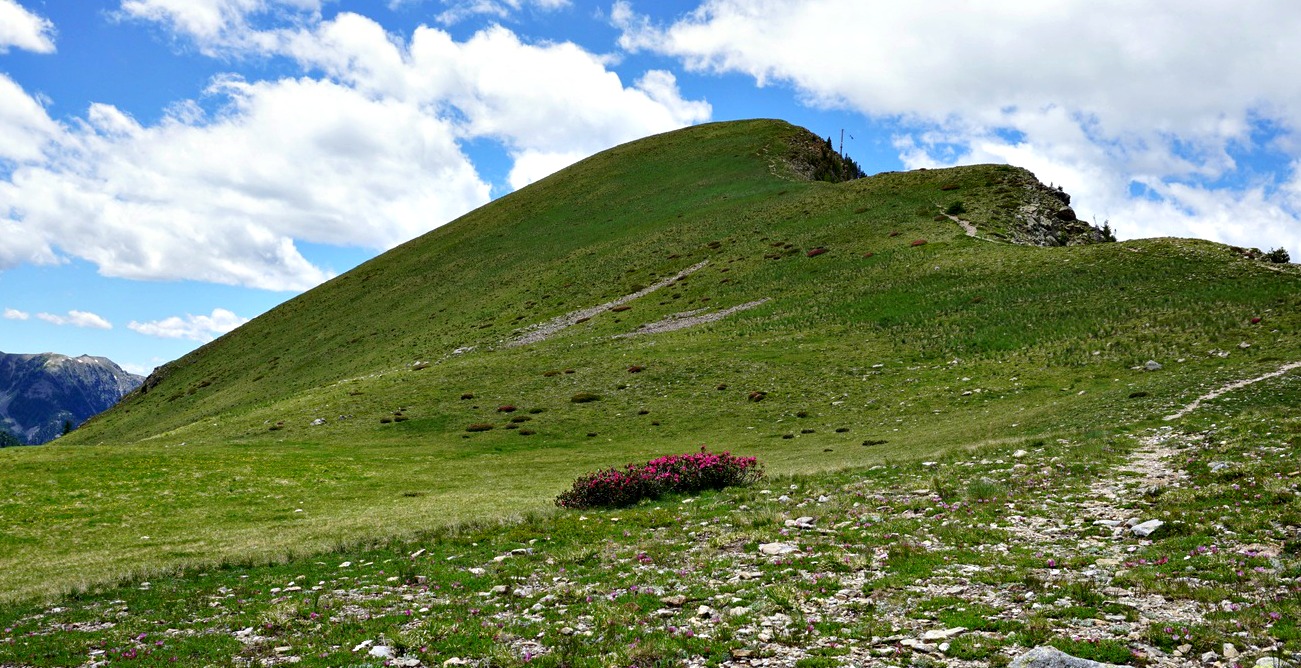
[[117, 0, 323, 53], [3, 307, 29, 320], [35, 310, 113, 329], [0, 0, 55, 53], [128, 308, 250, 342], [616, 0, 1301, 257], [0, 9, 711, 291]]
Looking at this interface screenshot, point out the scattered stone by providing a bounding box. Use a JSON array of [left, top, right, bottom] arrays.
[[368, 645, 392, 658], [1013, 449, 1028, 458], [1131, 519, 1164, 537], [310, 418, 326, 426], [758, 542, 799, 556], [900, 638, 937, 653], [921, 627, 966, 641], [444, 659, 471, 667], [468, 567, 486, 576], [1224, 644, 1240, 660], [1239, 341, 1252, 349], [1144, 360, 1163, 371], [352, 640, 374, 653], [661, 595, 687, 607], [1255, 658, 1286, 668], [697, 605, 714, 618], [489, 585, 508, 595], [730, 648, 754, 659], [1010, 645, 1125, 667]]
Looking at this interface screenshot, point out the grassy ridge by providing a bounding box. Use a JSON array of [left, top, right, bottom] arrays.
[[1, 119, 1299, 602]]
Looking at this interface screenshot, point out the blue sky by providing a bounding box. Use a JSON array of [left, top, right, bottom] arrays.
[[2, 0, 1299, 375]]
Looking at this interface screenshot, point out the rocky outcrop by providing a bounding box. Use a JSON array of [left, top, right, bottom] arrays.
[[0, 352, 143, 445], [1004, 170, 1114, 247]]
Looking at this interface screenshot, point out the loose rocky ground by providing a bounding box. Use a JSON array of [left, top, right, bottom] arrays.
[[3, 368, 1299, 668]]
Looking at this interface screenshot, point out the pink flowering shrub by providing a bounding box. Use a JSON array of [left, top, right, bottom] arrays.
[[555, 446, 763, 509]]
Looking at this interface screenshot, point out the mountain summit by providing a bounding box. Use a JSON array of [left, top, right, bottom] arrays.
[[0, 352, 142, 445], [67, 119, 1292, 455]]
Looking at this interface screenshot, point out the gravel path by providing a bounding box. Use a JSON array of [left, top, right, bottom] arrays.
[[1165, 360, 1301, 421]]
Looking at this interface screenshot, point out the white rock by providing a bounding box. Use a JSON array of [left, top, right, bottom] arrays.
[[1144, 360, 1163, 371], [922, 627, 966, 641], [1223, 644, 1239, 659], [468, 567, 486, 576], [1255, 659, 1286, 668], [758, 542, 799, 556], [368, 645, 392, 658], [1012, 449, 1028, 458], [351, 640, 374, 652], [697, 605, 714, 618], [1131, 519, 1164, 537]]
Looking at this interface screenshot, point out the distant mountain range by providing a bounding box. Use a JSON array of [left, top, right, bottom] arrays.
[[0, 352, 143, 445]]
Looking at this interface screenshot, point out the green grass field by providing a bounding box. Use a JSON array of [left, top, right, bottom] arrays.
[[1, 119, 1298, 609]]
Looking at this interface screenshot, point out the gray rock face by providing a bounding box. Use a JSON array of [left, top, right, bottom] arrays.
[[0, 352, 143, 445], [1010, 646, 1125, 668], [1003, 170, 1114, 247]]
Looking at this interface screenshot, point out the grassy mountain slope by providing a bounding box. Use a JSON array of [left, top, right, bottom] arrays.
[[2, 119, 1298, 602]]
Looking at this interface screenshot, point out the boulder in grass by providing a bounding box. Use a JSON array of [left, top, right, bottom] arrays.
[[1010, 646, 1125, 668]]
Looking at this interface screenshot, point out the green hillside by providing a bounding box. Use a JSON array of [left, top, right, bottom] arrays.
[[2, 119, 1298, 602]]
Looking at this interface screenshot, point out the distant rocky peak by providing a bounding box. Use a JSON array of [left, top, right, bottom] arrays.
[[0, 352, 143, 445]]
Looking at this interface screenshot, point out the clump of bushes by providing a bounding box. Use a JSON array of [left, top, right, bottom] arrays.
[[542, 370, 562, 377], [911, 239, 928, 247], [1264, 247, 1290, 263], [627, 365, 645, 373], [466, 423, 494, 432], [497, 405, 518, 413], [748, 391, 767, 402], [571, 392, 601, 403], [509, 415, 532, 423], [806, 247, 827, 257], [460, 393, 475, 400], [555, 446, 764, 509], [945, 201, 966, 215]]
